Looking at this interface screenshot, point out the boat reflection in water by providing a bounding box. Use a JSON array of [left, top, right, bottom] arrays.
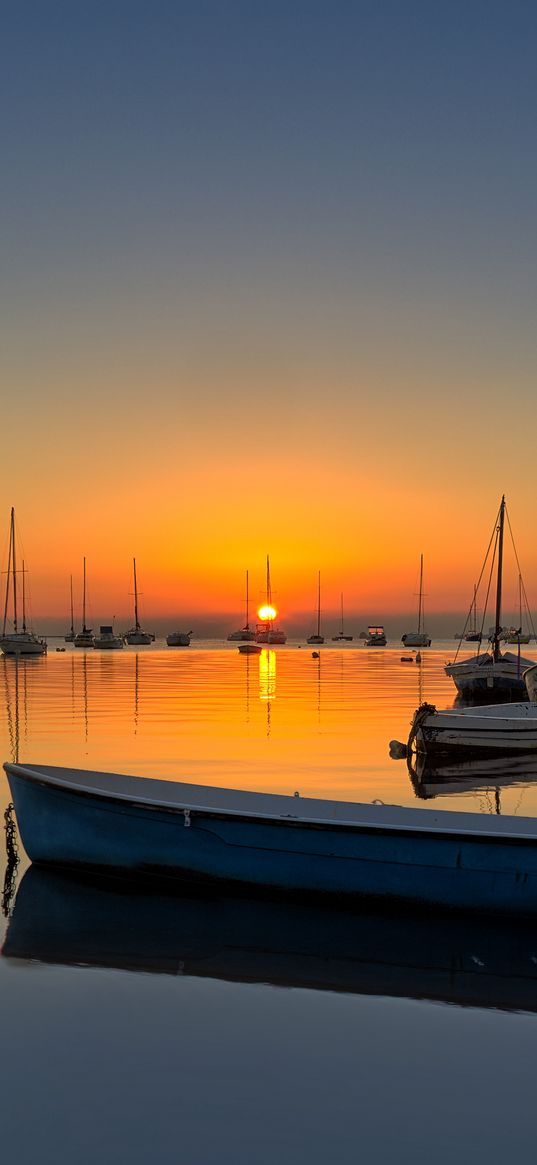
[[4, 865, 537, 1014], [409, 750, 537, 811]]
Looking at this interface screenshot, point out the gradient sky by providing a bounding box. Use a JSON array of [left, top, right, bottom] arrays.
[[2, 1, 537, 627]]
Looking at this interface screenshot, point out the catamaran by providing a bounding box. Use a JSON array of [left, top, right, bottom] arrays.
[[124, 559, 154, 645], [402, 554, 431, 647], [73, 558, 94, 647], [307, 572, 324, 644], [0, 509, 47, 657]]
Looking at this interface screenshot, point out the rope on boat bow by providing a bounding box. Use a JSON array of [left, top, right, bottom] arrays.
[[407, 702, 437, 754], [2, 803, 19, 918]]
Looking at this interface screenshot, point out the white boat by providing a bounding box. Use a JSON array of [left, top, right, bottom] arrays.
[[464, 584, 482, 642], [365, 625, 387, 646], [255, 556, 286, 644], [402, 554, 431, 647], [124, 558, 154, 645], [94, 625, 124, 650], [409, 698, 537, 756], [445, 497, 535, 699], [0, 510, 47, 657], [73, 558, 95, 648], [7, 761, 537, 912], [501, 575, 534, 644], [307, 571, 324, 644], [166, 630, 192, 647], [332, 594, 353, 641], [64, 575, 76, 642], [238, 642, 262, 654], [227, 570, 256, 642]]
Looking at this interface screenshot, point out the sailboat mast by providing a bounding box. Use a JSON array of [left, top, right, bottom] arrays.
[[317, 571, 321, 638], [82, 557, 86, 631], [245, 570, 250, 631], [266, 555, 272, 628], [417, 554, 423, 635], [493, 496, 505, 663], [472, 584, 477, 634], [133, 558, 140, 630], [340, 593, 344, 636], [519, 573, 523, 632], [11, 508, 18, 633], [2, 512, 13, 635], [70, 575, 74, 636], [22, 559, 26, 632]]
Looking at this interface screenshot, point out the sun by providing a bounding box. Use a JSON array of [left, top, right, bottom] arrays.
[[257, 604, 277, 621]]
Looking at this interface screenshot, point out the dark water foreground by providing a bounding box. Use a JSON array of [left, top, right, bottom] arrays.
[[1, 649, 537, 1162]]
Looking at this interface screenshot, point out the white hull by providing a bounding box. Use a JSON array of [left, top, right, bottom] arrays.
[[74, 633, 94, 648], [402, 633, 431, 647], [412, 701, 537, 754], [125, 630, 153, 645], [167, 632, 191, 647], [445, 651, 534, 697], [94, 638, 124, 650], [238, 643, 262, 654], [0, 633, 47, 656], [227, 629, 256, 642], [256, 629, 287, 644]]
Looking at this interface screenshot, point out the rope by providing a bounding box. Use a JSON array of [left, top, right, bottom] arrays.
[[407, 702, 437, 753], [2, 803, 19, 918]]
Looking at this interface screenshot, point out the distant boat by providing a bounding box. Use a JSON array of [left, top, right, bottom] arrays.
[[124, 559, 154, 645], [227, 570, 256, 642], [73, 558, 95, 648], [238, 642, 262, 654], [64, 575, 76, 643], [94, 625, 124, 650], [0, 509, 47, 657], [445, 498, 534, 699], [464, 584, 482, 642], [256, 556, 286, 644], [501, 574, 533, 645], [7, 761, 537, 912], [409, 697, 537, 756], [166, 630, 192, 647], [402, 555, 431, 647], [332, 594, 353, 641], [365, 626, 387, 646], [307, 572, 324, 644]]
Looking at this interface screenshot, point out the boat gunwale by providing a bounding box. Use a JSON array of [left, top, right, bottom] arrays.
[[6, 762, 537, 845]]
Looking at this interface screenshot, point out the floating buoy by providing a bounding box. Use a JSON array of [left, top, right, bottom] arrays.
[[312, 651, 320, 659], [400, 655, 413, 662], [389, 739, 408, 759], [416, 651, 422, 663]]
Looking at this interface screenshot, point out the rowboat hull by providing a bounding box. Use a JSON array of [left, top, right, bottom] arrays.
[[412, 703, 537, 755], [6, 763, 537, 913]]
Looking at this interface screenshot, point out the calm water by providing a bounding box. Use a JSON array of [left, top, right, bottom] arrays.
[[2, 643, 537, 1163]]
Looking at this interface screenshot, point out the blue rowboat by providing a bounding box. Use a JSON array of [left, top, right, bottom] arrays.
[[5, 865, 537, 1012], [5, 761, 537, 913]]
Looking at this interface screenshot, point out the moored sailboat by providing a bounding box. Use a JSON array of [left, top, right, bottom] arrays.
[[0, 509, 47, 657], [307, 572, 324, 644], [332, 594, 353, 641], [73, 558, 95, 648], [124, 559, 155, 645], [255, 556, 286, 644], [227, 571, 256, 642], [402, 555, 431, 648], [64, 576, 76, 642], [445, 497, 534, 699]]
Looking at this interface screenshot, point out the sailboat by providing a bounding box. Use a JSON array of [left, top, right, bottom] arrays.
[[0, 509, 47, 656], [124, 559, 155, 645], [502, 575, 533, 645], [445, 497, 534, 699], [332, 594, 353, 641], [73, 558, 95, 648], [64, 576, 76, 642], [255, 556, 286, 644], [227, 571, 256, 641], [401, 555, 431, 647], [464, 584, 481, 642], [307, 572, 324, 644]]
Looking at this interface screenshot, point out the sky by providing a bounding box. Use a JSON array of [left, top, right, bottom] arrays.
[[2, 0, 537, 630]]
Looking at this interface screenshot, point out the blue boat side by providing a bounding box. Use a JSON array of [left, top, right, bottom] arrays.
[[7, 766, 537, 914]]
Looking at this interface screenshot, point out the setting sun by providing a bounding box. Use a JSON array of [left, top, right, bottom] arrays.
[[257, 604, 277, 622]]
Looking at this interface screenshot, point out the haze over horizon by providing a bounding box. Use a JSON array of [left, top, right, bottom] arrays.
[[3, 1, 537, 619]]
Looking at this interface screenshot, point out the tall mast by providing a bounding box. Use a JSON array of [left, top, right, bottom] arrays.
[[11, 508, 18, 633], [417, 554, 423, 635], [2, 512, 13, 635], [493, 496, 505, 663], [519, 573, 523, 631], [82, 557, 86, 632], [245, 570, 250, 631], [70, 575, 74, 636], [340, 593, 344, 636], [317, 571, 321, 638], [22, 559, 26, 632], [471, 584, 477, 634], [133, 558, 139, 630]]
